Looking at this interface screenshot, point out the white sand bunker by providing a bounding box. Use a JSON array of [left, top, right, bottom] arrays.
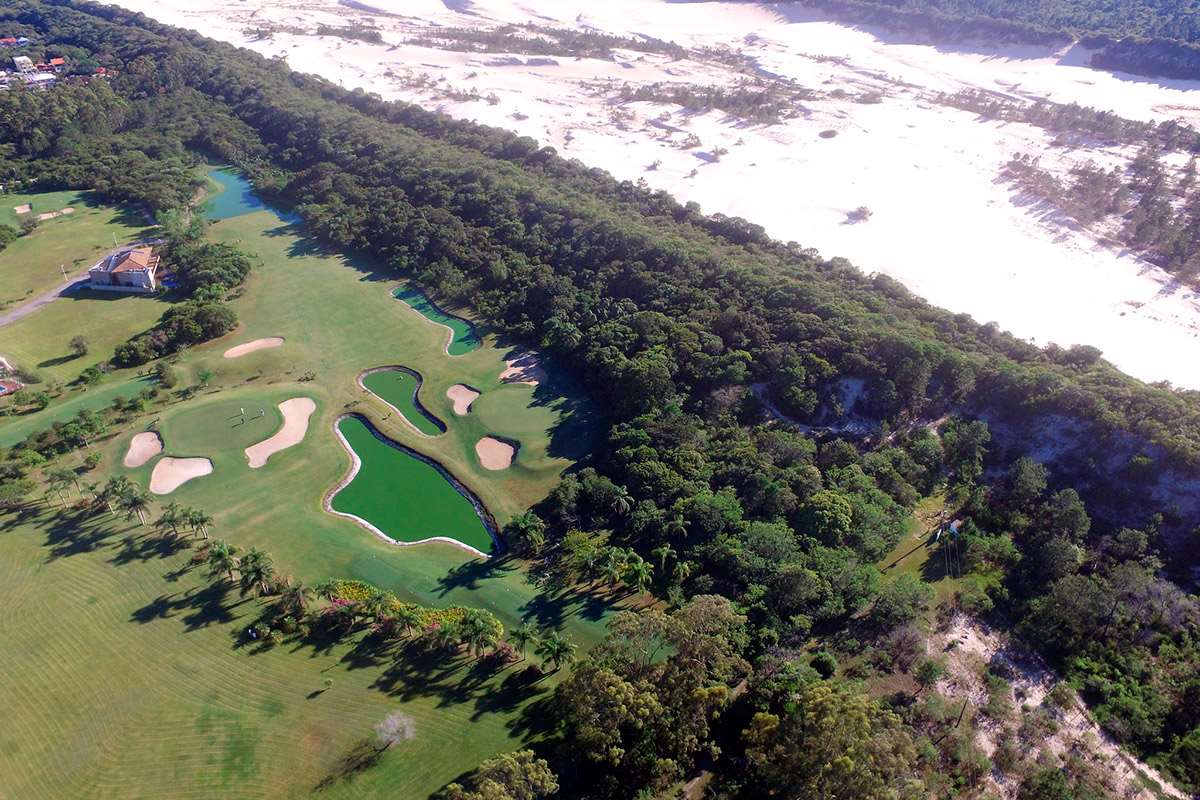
[[149, 457, 213, 495], [222, 337, 284, 359], [12, 204, 31, 215], [244, 397, 316, 468], [500, 353, 547, 386], [446, 384, 480, 415], [36, 207, 74, 221], [122, 431, 163, 468], [475, 436, 516, 470]]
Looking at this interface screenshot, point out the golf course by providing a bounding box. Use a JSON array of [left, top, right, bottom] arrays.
[[0, 169, 611, 798]]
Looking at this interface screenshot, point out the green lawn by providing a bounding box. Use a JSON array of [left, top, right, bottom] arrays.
[[876, 492, 964, 606], [0, 375, 155, 448], [361, 368, 446, 437], [0, 201, 611, 799], [0, 189, 152, 307]]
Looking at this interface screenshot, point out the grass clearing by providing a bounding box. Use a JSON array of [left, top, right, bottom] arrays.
[[0, 189, 151, 307]]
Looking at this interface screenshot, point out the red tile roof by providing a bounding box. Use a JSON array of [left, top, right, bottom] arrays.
[[109, 246, 160, 273]]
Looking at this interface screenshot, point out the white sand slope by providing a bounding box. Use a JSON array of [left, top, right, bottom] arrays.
[[446, 384, 480, 415], [500, 353, 546, 386], [122, 431, 163, 468], [103, 0, 1200, 387], [244, 397, 317, 468], [223, 337, 284, 359], [149, 457, 213, 494], [475, 436, 516, 470]]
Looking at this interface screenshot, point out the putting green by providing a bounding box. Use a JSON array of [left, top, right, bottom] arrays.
[[331, 415, 494, 554], [157, 398, 284, 456], [393, 287, 480, 356], [360, 368, 445, 436]]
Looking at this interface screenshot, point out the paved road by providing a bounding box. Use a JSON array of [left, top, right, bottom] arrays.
[[0, 274, 89, 329]]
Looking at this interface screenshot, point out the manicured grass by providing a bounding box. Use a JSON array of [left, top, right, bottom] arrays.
[[361, 368, 446, 436], [0, 189, 151, 307], [1, 192, 611, 798], [331, 415, 494, 553], [0, 287, 171, 385], [0, 375, 155, 448], [393, 287, 481, 356], [876, 492, 964, 606]]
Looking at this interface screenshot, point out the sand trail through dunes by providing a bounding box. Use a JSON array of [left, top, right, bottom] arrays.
[[149, 457, 213, 494], [475, 436, 516, 470], [447, 384, 480, 415], [222, 337, 284, 359], [123, 431, 163, 468], [245, 397, 316, 468]]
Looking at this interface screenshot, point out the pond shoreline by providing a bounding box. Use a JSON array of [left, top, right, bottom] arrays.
[[324, 413, 499, 557], [357, 365, 446, 437]]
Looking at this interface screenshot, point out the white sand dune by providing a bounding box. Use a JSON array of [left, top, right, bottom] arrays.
[[223, 336, 284, 359], [103, 0, 1200, 387], [446, 384, 480, 415], [245, 397, 317, 468], [122, 431, 163, 468], [475, 436, 515, 470], [149, 457, 213, 494], [500, 353, 546, 386]]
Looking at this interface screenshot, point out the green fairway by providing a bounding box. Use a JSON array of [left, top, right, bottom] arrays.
[[0, 189, 151, 307], [0, 375, 155, 448], [1, 181, 610, 799], [361, 368, 446, 437], [331, 415, 494, 553], [393, 287, 481, 356]]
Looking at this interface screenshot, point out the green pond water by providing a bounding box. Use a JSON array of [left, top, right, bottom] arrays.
[[203, 168, 266, 221], [332, 416, 494, 553], [361, 368, 445, 436], [393, 287, 481, 356]]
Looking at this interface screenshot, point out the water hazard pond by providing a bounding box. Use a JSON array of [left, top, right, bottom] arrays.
[[393, 287, 481, 356], [331, 416, 495, 554]]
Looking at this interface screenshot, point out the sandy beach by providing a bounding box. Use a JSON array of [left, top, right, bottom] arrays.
[[103, 0, 1200, 387]]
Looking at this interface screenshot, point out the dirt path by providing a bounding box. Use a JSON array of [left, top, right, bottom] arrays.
[[937, 615, 1188, 800]]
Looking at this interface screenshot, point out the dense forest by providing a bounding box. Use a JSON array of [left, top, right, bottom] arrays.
[[3, 0, 1200, 796], [758, 0, 1200, 80]]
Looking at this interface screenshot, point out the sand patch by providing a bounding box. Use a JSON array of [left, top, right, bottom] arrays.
[[499, 353, 546, 386], [12, 204, 30, 215], [222, 336, 284, 359], [35, 207, 74, 221], [475, 436, 516, 470], [244, 397, 316, 468], [447, 384, 480, 415], [122, 431, 163, 468], [149, 457, 213, 494]]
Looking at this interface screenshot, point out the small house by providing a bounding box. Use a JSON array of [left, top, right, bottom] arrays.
[[87, 245, 162, 293], [12, 55, 33, 73], [24, 72, 56, 88]]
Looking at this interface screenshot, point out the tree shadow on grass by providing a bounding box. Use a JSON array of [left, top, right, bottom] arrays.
[[108, 531, 187, 566], [435, 551, 520, 596], [0, 504, 44, 534], [313, 738, 387, 793], [519, 583, 618, 630], [469, 663, 549, 723], [128, 579, 244, 631], [42, 508, 119, 560]]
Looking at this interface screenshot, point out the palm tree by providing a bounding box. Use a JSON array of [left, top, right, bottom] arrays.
[[510, 622, 538, 661], [433, 621, 462, 654], [651, 543, 675, 572], [121, 488, 153, 526], [600, 548, 625, 587], [98, 476, 132, 516], [206, 539, 240, 584], [362, 590, 393, 625], [394, 604, 423, 640], [624, 557, 654, 596], [47, 467, 78, 503], [535, 631, 576, 672], [461, 609, 501, 659], [187, 508, 213, 539], [277, 579, 312, 617], [610, 485, 632, 516], [159, 501, 184, 537], [673, 560, 693, 584], [239, 548, 276, 596], [665, 514, 689, 540]]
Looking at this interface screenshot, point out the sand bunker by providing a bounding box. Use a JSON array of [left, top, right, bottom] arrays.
[[499, 353, 547, 386], [36, 207, 74, 222], [122, 431, 163, 468], [222, 337, 284, 359], [244, 397, 316, 468], [12, 204, 30, 215], [447, 384, 480, 415], [149, 457, 213, 494], [475, 436, 516, 470]]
